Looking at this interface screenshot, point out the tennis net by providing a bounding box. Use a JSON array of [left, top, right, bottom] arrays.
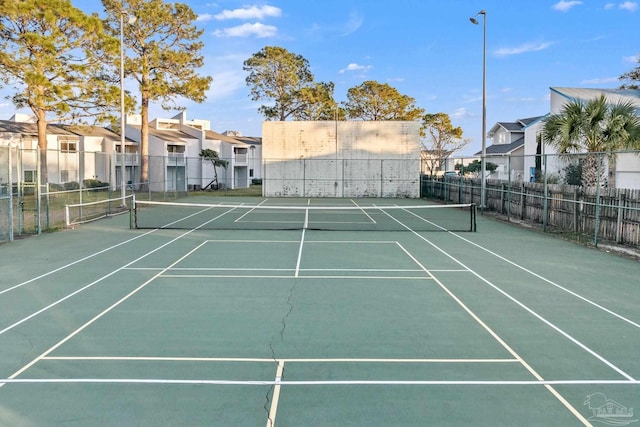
[[66, 195, 133, 227], [133, 199, 476, 232]]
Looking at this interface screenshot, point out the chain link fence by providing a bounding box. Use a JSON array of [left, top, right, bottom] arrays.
[[421, 151, 640, 249], [0, 147, 264, 242]]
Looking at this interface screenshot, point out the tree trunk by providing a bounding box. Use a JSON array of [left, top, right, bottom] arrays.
[[139, 95, 149, 191], [582, 153, 605, 188], [36, 110, 49, 188]]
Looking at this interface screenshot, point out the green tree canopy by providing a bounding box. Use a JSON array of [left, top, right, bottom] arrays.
[[541, 95, 640, 186], [343, 80, 425, 121], [244, 46, 335, 121], [294, 82, 344, 121], [619, 55, 640, 89], [102, 0, 213, 189], [0, 0, 119, 183], [457, 159, 498, 176], [420, 113, 469, 176]]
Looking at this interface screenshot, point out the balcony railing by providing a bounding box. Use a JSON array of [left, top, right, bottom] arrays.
[[115, 153, 139, 166], [234, 153, 248, 164], [167, 152, 186, 165]]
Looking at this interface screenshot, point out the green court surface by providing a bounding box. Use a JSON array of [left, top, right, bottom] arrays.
[[0, 196, 638, 426]]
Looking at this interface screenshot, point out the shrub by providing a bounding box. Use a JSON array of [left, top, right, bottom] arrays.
[[63, 181, 80, 190], [83, 179, 109, 189]]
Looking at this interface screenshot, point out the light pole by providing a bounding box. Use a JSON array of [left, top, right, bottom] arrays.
[[120, 12, 136, 205], [470, 10, 487, 210]]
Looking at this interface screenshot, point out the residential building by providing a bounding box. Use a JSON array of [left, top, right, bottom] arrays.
[[477, 87, 640, 188], [478, 116, 544, 181], [0, 112, 262, 193], [126, 112, 260, 191]]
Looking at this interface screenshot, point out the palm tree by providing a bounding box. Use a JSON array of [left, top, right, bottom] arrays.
[[541, 95, 640, 187], [199, 149, 228, 190]]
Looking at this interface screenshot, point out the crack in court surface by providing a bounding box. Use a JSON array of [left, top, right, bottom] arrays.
[[265, 277, 297, 426]]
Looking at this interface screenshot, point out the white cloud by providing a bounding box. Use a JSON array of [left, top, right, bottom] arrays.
[[604, 2, 616, 9], [451, 108, 472, 120], [341, 11, 364, 36], [619, 1, 639, 11], [208, 70, 246, 101], [197, 13, 214, 22], [553, 1, 583, 12], [214, 5, 282, 21], [339, 63, 372, 74], [624, 54, 639, 63], [213, 23, 277, 38], [580, 77, 620, 84], [494, 41, 554, 57]]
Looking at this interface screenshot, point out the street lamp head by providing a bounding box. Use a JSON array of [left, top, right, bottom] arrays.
[[469, 9, 486, 24]]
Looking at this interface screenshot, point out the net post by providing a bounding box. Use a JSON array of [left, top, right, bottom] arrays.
[[65, 204, 70, 227], [130, 194, 136, 229], [471, 203, 477, 232]]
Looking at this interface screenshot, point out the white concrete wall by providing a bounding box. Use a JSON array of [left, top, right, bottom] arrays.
[[262, 121, 421, 197], [615, 153, 640, 189]]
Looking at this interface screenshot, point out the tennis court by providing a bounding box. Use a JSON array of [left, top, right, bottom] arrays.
[[0, 196, 638, 426]]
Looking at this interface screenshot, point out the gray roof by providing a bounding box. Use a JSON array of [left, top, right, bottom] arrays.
[[202, 129, 262, 146], [131, 125, 194, 143], [551, 87, 640, 108], [489, 116, 545, 136], [0, 120, 76, 136], [475, 136, 524, 156], [204, 129, 248, 145], [518, 116, 544, 126], [499, 122, 524, 132]]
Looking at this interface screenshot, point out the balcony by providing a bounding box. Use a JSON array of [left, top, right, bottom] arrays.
[[115, 153, 139, 166], [167, 152, 186, 166], [234, 152, 248, 165]]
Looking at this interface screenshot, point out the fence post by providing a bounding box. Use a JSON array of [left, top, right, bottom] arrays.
[[520, 182, 526, 220], [594, 154, 602, 247], [616, 192, 625, 243], [573, 188, 580, 235], [8, 146, 14, 241], [543, 153, 548, 232], [507, 156, 511, 221]]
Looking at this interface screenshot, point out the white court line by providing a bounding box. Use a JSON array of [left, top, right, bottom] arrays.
[[1, 240, 210, 388], [1, 378, 638, 386], [160, 275, 434, 280], [294, 228, 306, 278], [450, 232, 640, 330], [266, 360, 285, 427], [350, 198, 377, 224], [0, 233, 187, 337], [375, 206, 594, 426], [1, 206, 244, 388], [166, 268, 428, 272], [42, 356, 519, 363], [399, 207, 637, 379], [0, 230, 156, 297]]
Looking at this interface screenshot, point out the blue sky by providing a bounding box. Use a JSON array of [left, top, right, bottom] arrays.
[[3, 0, 639, 156]]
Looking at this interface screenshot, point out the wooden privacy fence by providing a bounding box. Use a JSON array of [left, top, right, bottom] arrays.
[[421, 176, 640, 248]]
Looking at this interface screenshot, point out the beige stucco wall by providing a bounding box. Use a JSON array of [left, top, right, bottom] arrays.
[[262, 121, 421, 197]]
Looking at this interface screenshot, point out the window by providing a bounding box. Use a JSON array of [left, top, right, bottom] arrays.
[[249, 169, 254, 177], [60, 170, 77, 182], [60, 140, 77, 153], [22, 138, 36, 150], [24, 170, 36, 183]]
